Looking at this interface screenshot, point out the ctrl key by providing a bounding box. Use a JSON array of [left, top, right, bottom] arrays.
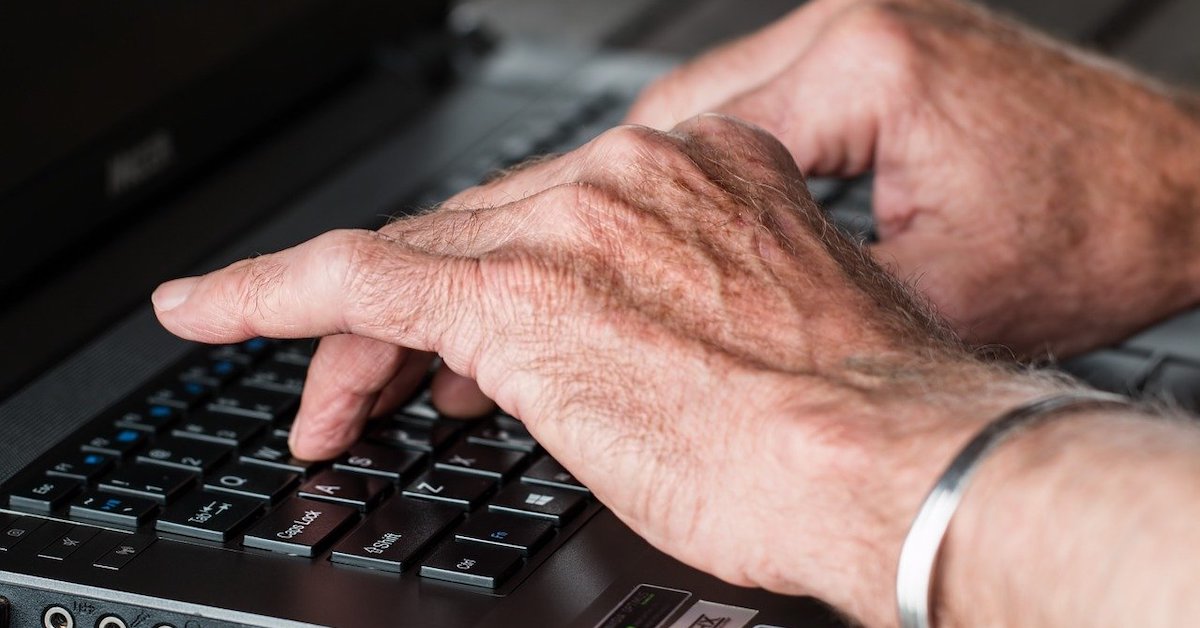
[[419, 542, 522, 589], [242, 498, 356, 557]]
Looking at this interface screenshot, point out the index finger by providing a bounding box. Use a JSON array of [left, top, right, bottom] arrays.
[[152, 228, 485, 369]]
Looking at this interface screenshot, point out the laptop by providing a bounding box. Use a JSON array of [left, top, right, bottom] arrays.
[[4, 2, 1199, 627], [0, 2, 845, 626]]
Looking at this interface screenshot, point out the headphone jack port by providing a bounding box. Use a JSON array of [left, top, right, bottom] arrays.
[[42, 606, 74, 628], [97, 616, 128, 628]]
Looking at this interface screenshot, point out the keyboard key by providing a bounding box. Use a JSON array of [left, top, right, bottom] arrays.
[[240, 434, 321, 475], [273, 417, 295, 436], [272, 341, 316, 367], [209, 338, 273, 365], [455, 511, 553, 555], [329, 498, 461, 573], [1143, 359, 1200, 411], [157, 492, 261, 542], [93, 534, 155, 570], [397, 390, 440, 421], [241, 362, 307, 395], [145, 378, 211, 410], [172, 411, 264, 446], [419, 541, 522, 589], [494, 411, 523, 427], [402, 471, 494, 510], [137, 437, 231, 474], [99, 465, 194, 503], [488, 484, 583, 526], [113, 403, 180, 433], [435, 443, 528, 480], [369, 420, 459, 452], [0, 516, 44, 551], [8, 476, 81, 513], [520, 457, 590, 494], [70, 491, 158, 527], [37, 525, 101, 560], [333, 443, 425, 482], [207, 385, 298, 421], [46, 452, 114, 482], [298, 470, 390, 511], [178, 357, 242, 387], [81, 428, 147, 457], [204, 464, 298, 503], [466, 421, 538, 453], [242, 497, 356, 557]]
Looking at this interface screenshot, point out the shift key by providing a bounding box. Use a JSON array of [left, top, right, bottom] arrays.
[[242, 497, 355, 557], [330, 498, 460, 573]]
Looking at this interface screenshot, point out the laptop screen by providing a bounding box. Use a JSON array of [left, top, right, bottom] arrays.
[[1, 2, 321, 198], [0, 0, 447, 301]]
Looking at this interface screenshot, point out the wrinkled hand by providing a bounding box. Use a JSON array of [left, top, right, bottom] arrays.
[[627, 0, 1200, 357], [154, 115, 1052, 626]]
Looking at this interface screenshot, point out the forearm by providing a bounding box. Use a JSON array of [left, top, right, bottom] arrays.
[[939, 408, 1200, 627]]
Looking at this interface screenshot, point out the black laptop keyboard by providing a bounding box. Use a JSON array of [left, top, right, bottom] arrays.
[[3, 337, 600, 590], [0, 91, 636, 593]]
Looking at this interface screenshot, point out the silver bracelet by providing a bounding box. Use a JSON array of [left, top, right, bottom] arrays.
[[896, 390, 1132, 628]]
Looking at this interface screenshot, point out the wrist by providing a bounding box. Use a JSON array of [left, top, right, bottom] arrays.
[[936, 405, 1200, 627], [766, 358, 1068, 627]]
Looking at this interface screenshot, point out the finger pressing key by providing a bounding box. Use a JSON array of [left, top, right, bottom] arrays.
[[289, 334, 413, 460]]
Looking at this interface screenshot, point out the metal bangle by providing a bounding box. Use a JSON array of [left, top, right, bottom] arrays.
[[896, 390, 1132, 628]]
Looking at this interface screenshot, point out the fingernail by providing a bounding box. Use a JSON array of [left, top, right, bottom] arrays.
[[152, 277, 199, 311]]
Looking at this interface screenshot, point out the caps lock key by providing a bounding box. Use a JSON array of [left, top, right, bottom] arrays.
[[242, 497, 355, 557]]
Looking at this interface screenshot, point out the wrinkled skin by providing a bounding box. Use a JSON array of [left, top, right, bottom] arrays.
[[154, 116, 1054, 626], [626, 0, 1200, 357]]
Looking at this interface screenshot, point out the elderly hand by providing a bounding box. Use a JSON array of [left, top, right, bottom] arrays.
[[626, 0, 1200, 357], [153, 115, 1058, 625]]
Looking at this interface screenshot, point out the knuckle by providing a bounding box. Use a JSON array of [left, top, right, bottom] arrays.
[[837, 2, 922, 71], [668, 114, 804, 198], [589, 125, 706, 189], [589, 124, 680, 162], [479, 249, 554, 299], [542, 182, 633, 237], [674, 111, 769, 149], [315, 229, 392, 295], [847, 1, 911, 34], [554, 180, 620, 215], [705, 113, 798, 173], [310, 229, 403, 332]]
